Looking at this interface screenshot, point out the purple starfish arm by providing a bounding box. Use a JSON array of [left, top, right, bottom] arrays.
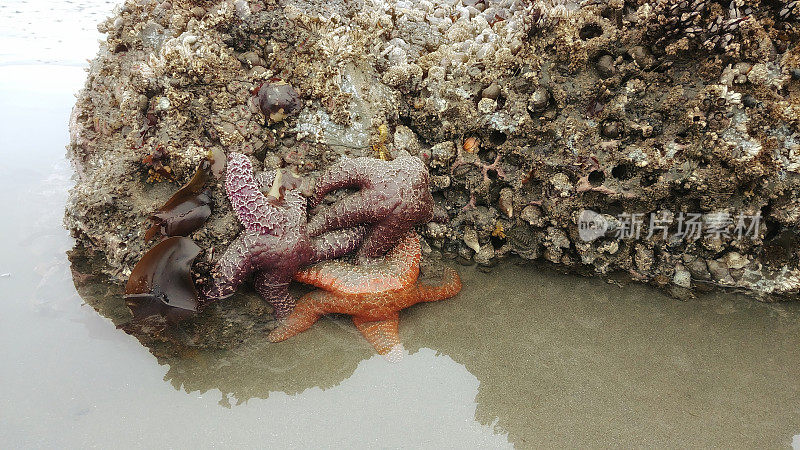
[[203, 153, 311, 317], [307, 152, 435, 258], [225, 153, 284, 236], [308, 157, 376, 208], [204, 152, 368, 319], [204, 231, 280, 300], [309, 226, 368, 263], [253, 271, 294, 320]]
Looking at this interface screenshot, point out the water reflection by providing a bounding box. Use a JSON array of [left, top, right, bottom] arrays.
[[404, 264, 800, 447], [69, 249, 800, 447], [1, 64, 509, 447], [68, 249, 514, 447], [4, 63, 799, 447]]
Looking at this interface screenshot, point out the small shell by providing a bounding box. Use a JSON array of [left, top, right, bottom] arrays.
[[498, 188, 513, 218], [463, 227, 481, 253], [463, 137, 480, 153]]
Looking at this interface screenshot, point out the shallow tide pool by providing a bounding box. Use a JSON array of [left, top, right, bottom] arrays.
[[1, 5, 800, 447]]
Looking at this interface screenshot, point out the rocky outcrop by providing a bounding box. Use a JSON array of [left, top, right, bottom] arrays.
[[66, 0, 800, 301]]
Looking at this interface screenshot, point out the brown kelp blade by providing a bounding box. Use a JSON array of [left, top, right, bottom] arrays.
[[125, 236, 201, 323], [145, 191, 211, 240], [145, 160, 213, 240]]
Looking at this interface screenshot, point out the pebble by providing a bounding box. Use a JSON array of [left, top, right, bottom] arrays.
[[481, 83, 501, 100], [596, 54, 616, 78], [528, 86, 549, 113], [673, 265, 691, 288], [601, 120, 623, 139]]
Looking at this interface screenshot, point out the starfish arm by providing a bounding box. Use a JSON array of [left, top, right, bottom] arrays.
[[307, 191, 381, 237], [297, 231, 420, 293], [225, 152, 281, 235], [294, 260, 358, 291], [352, 313, 404, 361], [370, 231, 422, 283], [357, 217, 418, 259], [309, 226, 368, 264], [417, 266, 462, 302], [308, 157, 374, 208], [253, 271, 295, 320], [267, 290, 335, 342], [203, 233, 254, 300]]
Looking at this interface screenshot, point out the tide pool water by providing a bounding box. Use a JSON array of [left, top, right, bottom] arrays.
[[1, 1, 799, 447]]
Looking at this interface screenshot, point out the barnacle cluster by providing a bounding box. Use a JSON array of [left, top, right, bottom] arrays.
[[67, 0, 800, 315]]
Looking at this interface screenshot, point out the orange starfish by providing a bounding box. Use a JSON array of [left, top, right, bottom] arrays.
[[268, 232, 461, 361]]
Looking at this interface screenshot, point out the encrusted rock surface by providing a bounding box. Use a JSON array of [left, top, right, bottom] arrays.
[[67, 0, 800, 303]]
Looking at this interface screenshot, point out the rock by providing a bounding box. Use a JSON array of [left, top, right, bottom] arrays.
[[684, 256, 711, 281], [394, 125, 422, 155], [498, 188, 513, 218], [521, 205, 545, 227], [635, 244, 653, 272], [549, 173, 573, 197], [601, 120, 623, 139], [65, 0, 800, 306], [724, 252, 748, 270], [474, 244, 494, 267], [429, 141, 456, 169], [528, 86, 550, 113], [481, 83, 501, 100], [596, 54, 616, 78]]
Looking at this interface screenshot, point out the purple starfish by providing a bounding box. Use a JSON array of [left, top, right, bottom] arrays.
[[204, 152, 365, 319], [307, 151, 440, 258]]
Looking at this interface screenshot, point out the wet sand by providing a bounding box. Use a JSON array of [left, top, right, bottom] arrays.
[[1, 53, 800, 450]]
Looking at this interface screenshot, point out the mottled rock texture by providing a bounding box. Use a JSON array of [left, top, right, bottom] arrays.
[[67, 0, 800, 304]]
